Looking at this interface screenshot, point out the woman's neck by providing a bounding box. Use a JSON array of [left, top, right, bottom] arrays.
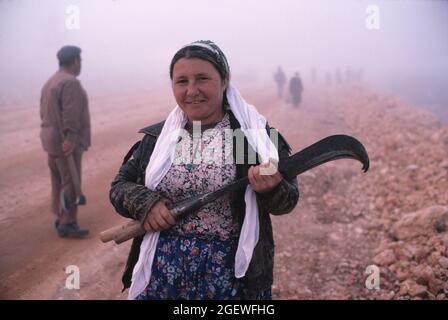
[[185, 111, 227, 134]]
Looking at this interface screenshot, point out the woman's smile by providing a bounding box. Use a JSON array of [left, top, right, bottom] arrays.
[[185, 99, 207, 105]]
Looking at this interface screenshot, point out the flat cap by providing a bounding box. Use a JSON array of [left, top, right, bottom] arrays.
[[57, 45, 81, 65]]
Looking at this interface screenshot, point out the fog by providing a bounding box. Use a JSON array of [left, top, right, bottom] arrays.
[[1, 0, 447, 114]]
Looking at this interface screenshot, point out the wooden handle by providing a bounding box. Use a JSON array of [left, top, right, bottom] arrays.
[[100, 220, 144, 244], [99, 224, 123, 243], [114, 221, 145, 244]]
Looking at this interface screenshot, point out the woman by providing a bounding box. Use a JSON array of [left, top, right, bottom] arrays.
[[109, 40, 299, 300]]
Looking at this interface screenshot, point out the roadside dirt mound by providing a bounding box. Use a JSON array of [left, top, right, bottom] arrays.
[[271, 86, 448, 300]]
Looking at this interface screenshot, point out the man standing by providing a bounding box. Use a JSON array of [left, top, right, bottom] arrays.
[[40, 45, 90, 238]]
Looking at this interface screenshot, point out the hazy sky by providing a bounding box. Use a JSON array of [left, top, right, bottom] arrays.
[[0, 0, 447, 103]]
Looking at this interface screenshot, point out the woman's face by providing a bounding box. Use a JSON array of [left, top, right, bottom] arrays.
[[172, 58, 227, 125]]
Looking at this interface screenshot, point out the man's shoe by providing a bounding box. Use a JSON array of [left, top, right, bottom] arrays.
[[54, 219, 60, 230], [57, 222, 89, 238]]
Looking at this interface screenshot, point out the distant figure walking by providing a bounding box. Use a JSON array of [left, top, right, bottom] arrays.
[[273, 66, 286, 99], [289, 72, 303, 107], [335, 69, 342, 84], [356, 68, 364, 82], [325, 72, 333, 86]]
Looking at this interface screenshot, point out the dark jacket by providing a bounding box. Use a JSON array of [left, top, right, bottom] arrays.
[[109, 110, 299, 298]]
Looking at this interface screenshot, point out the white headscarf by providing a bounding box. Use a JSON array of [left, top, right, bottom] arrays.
[[128, 42, 279, 300]]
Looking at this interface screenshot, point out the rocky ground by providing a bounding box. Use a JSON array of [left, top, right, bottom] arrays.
[[271, 86, 448, 300], [0, 83, 446, 299]]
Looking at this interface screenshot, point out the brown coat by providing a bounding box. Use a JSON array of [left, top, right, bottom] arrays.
[[40, 70, 91, 155]]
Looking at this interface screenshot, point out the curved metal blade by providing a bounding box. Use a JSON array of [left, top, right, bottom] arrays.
[[278, 134, 370, 180], [101, 134, 370, 244]]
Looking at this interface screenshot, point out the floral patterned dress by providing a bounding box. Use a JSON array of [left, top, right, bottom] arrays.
[[135, 112, 271, 300]]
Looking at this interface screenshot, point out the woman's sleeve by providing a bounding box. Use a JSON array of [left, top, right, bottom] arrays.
[[256, 131, 299, 215], [109, 139, 163, 223]]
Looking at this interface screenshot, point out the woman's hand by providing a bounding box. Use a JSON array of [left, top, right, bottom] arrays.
[[143, 198, 176, 232], [248, 160, 283, 194]]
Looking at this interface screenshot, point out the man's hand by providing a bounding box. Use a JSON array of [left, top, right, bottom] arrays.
[[62, 139, 75, 156], [248, 160, 283, 193], [143, 198, 176, 233]]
